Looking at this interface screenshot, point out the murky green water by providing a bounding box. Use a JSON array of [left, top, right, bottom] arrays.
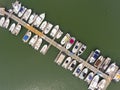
[[0, 0, 120, 90]]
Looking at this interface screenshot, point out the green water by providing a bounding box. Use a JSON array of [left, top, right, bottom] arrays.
[[0, 0, 120, 90]]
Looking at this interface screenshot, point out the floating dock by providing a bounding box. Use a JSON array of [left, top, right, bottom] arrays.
[[0, 8, 113, 90]]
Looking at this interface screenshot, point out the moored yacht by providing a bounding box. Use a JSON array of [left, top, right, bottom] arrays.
[[22, 31, 32, 43], [3, 18, 10, 29], [43, 22, 53, 34], [29, 35, 38, 47], [97, 79, 106, 90], [12, 1, 21, 14], [84, 72, 94, 84], [61, 33, 70, 45], [9, 23, 16, 32], [11, 24, 21, 36], [88, 75, 100, 90], [72, 41, 82, 54], [105, 63, 118, 76], [62, 57, 72, 69], [67, 60, 77, 71], [66, 37, 75, 49], [99, 57, 111, 72], [94, 55, 104, 68], [33, 13, 45, 27], [113, 69, 120, 82], [34, 37, 42, 50], [18, 6, 27, 17], [79, 68, 88, 80], [56, 30, 63, 39], [50, 25, 59, 37], [28, 13, 37, 24], [40, 44, 48, 54], [0, 17, 5, 27], [73, 63, 84, 77], [22, 9, 32, 21], [89, 49, 101, 64], [39, 21, 47, 31], [77, 44, 87, 56]]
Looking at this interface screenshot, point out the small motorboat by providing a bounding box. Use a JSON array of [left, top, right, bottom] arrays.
[[40, 44, 48, 54], [84, 72, 94, 84], [60, 33, 70, 45], [34, 37, 42, 50], [9, 23, 16, 32], [22, 31, 32, 43], [43, 22, 53, 34], [77, 44, 87, 56], [3, 18, 10, 29], [66, 37, 75, 49], [72, 41, 82, 54], [97, 79, 106, 90], [67, 60, 77, 71], [33, 13, 45, 27], [0, 17, 5, 27], [56, 30, 63, 39], [39, 21, 47, 31], [73, 63, 84, 77], [79, 68, 88, 80], [50, 25, 59, 37], [11, 24, 21, 36], [29, 35, 38, 47], [113, 69, 120, 82], [22, 9, 32, 21], [88, 75, 100, 90], [62, 57, 72, 69], [18, 6, 27, 17]]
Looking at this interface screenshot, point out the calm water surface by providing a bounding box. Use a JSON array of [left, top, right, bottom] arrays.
[[0, 0, 120, 90]]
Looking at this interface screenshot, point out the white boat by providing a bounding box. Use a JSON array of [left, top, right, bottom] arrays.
[[88, 75, 100, 90], [100, 57, 111, 72], [9, 23, 16, 32], [105, 63, 117, 76], [77, 44, 87, 56], [97, 79, 106, 90], [28, 13, 37, 24], [67, 60, 77, 71], [43, 23, 53, 34], [73, 63, 84, 77], [0, 17, 5, 27], [39, 21, 47, 31], [50, 25, 59, 37], [113, 69, 120, 82], [66, 37, 75, 49], [3, 18, 10, 29], [29, 35, 38, 47], [18, 6, 27, 17], [22, 31, 32, 43], [94, 55, 104, 68], [56, 30, 63, 39], [12, 1, 21, 14], [79, 68, 88, 80], [22, 9, 32, 21], [11, 24, 21, 36], [62, 57, 72, 69], [61, 33, 70, 45], [72, 41, 82, 54], [33, 13, 45, 27], [89, 49, 101, 64], [55, 53, 66, 65], [40, 44, 48, 54], [34, 37, 42, 50], [84, 72, 94, 84]]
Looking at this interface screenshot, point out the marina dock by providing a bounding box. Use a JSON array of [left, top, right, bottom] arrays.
[[0, 8, 113, 90]]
